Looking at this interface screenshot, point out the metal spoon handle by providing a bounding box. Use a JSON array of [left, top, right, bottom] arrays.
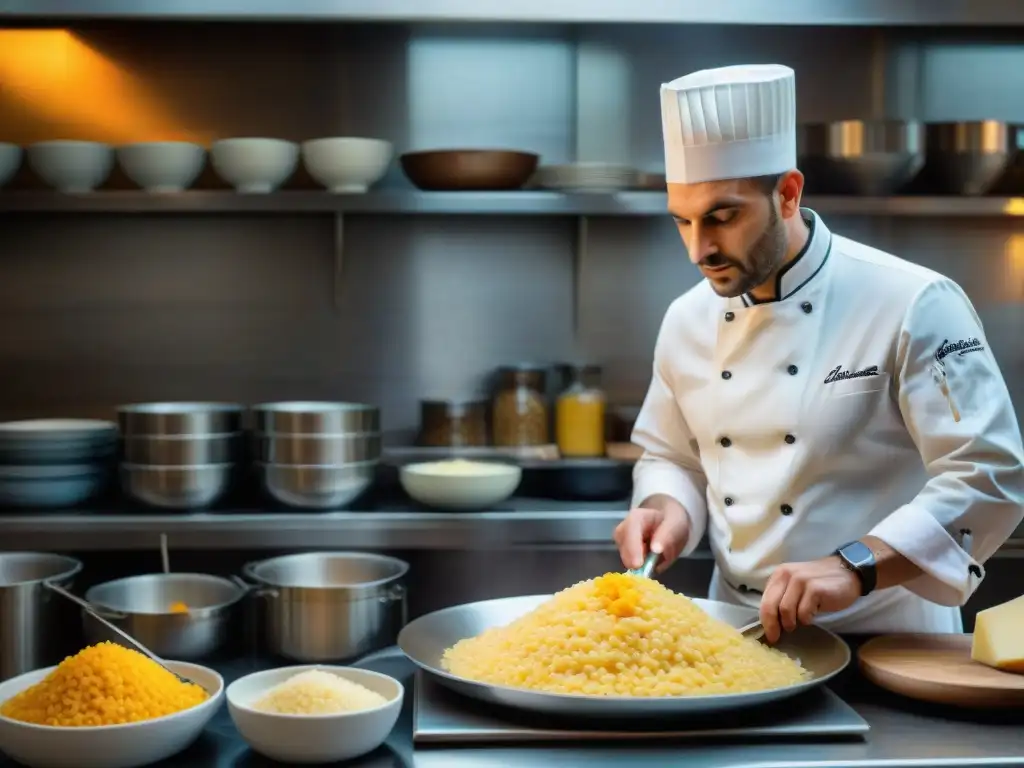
[[626, 551, 661, 579], [43, 581, 191, 684]]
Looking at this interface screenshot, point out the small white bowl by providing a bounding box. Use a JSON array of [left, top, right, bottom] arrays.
[[0, 143, 22, 188], [28, 141, 114, 194], [117, 142, 206, 193], [400, 460, 522, 510], [0, 661, 223, 768], [301, 137, 393, 194], [227, 665, 403, 764], [210, 138, 298, 194]]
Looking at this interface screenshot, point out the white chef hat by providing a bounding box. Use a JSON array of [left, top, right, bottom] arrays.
[[660, 64, 796, 185]]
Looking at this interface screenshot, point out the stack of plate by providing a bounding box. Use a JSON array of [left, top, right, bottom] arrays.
[[532, 162, 638, 192], [0, 419, 117, 508], [118, 403, 244, 509], [251, 402, 381, 510]]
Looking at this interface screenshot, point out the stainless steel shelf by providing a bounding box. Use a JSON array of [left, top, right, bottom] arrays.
[[2, 191, 1023, 218], [3, 0, 1024, 26]]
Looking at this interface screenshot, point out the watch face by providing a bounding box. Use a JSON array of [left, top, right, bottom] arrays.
[[840, 541, 874, 568]]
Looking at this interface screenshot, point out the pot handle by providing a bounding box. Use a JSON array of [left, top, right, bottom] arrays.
[[382, 583, 408, 627], [233, 574, 278, 600]]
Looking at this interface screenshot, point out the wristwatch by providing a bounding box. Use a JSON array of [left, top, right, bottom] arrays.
[[834, 541, 877, 596]]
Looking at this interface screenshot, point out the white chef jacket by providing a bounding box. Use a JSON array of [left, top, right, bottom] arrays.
[[631, 208, 1024, 633]]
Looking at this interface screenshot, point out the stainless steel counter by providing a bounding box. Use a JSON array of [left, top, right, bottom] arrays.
[[1, 502, 1022, 555], [12, 647, 1012, 768]]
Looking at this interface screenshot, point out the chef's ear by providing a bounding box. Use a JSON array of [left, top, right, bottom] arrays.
[[775, 169, 805, 219]]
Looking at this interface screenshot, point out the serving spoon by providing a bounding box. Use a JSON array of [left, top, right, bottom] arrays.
[[44, 581, 198, 686], [626, 551, 766, 642]]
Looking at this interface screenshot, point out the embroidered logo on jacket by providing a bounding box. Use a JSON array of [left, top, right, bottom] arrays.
[[935, 337, 984, 364], [824, 365, 880, 384]]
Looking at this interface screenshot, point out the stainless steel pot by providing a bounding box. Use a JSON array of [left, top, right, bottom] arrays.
[[82, 573, 246, 660], [922, 121, 1015, 195], [256, 461, 377, 509], [242, 552, 408, 662], [120, 463, 234, 509], [0, 553, 82, 680], [253, 433, 382, 465], [118, 402, 244, 436], [798, 120, 925, 195], [250, 402, 380, 435], [122, 433, 242, 466]]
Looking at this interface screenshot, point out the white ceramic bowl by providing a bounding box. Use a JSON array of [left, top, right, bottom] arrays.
[[227, 665, 403, 764], [28, 141, 114, 193], [400, 460, 522, 510], [210, 138, 298, 194], [117, 142, 206, 193], [0, 143, 22, 188], [301, 137, 393, 194], [0, 661, 223, 768]]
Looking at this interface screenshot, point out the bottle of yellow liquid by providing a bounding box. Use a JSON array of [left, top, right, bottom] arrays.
[[556, 365, 606, 457]]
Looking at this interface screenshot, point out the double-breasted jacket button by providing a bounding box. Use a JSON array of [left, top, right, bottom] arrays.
[[720, 436, 732, 447], [787, 364, 799, 376], [780, 503, 793, 516], [801, 301, 813, 314], [724, 496, 734, 506], [968, 564, 983, 578], [722, 370, 732, 380], [725, 311, 735, 322], [784, 434, 796, 444]]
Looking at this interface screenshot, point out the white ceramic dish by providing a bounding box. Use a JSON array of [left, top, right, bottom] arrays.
[[400, 460, 522, 510], [0, 661, 223, 768], [227, 665, 403, 764], [532, 162, 638, 192], [210, 138, 298, 194], [28, 141, 114, 193], [301, 137, 393, 193], [0, 464, 107, 509], [117, 142, 206, 193], [0, 143, 22, 188]]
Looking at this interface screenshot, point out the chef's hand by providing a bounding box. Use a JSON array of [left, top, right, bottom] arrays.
[[614, 495, 691, 574], [758, 556, 861, 644]]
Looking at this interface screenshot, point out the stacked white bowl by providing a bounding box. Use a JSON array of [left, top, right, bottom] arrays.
[[301, 137, 393, 193], [210, 138, 299, 193], [28, 141, 114, 193], [117, 141, 206, 193], [118, 402, 244, 510], [251, 402, 381, 510], [0, 420, 117, 509]]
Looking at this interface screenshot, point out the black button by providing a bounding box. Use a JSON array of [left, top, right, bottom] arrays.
[[738, 584, 749, 593], [720, 437, 732, 447], [724, 496, 734, 506], [781, 503, 793, 516], [969, 564, 983, 578], [787, 364, 799, 376], [801, 301, 813, 314], [959, 528, 972, 536], [721, 370, 732, 380], [725, 311, 735, 322], [784, 434, 796, 444]]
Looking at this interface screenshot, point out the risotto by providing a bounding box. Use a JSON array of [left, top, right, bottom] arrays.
[[0, 642, 209, 726], [253, 669, 387, 715], [442, 572, 810, 696]]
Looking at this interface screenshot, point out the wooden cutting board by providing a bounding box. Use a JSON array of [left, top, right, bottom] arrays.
[[858, 633, 1024, 708]]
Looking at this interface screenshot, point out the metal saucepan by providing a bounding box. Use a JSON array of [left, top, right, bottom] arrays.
[[398, 594, 851, 718], [118, 402, 245, 436], [242, 552, 408, 663], [253, 433, 382, 465], [920, 121, 1015, 195], [250, 402, 380, 435], [82, 573, 247, 660], [0, 553, 82, 681]]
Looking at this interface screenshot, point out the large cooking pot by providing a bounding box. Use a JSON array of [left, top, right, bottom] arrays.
[[241, 552, 408, 663], [0, 552, 82, 681], [83, 573, 247, 660]]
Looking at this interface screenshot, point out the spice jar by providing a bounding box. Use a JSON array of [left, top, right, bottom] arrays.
[[418, 399, 488, 447], [556, 365, 606, 457], [492, 365, 549, 447]]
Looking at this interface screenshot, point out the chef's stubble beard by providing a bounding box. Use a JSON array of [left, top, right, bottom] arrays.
[[706, 201, 788, 298]]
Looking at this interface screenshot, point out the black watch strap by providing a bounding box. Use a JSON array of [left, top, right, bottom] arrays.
[[834, 540, 877, 596]]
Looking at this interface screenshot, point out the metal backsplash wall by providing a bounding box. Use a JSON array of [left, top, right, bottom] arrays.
[[1, 23, 1023, 429]]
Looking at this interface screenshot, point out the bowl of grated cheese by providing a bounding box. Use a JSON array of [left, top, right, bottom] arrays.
[[399, 459, 522, 510], [226, 665, 403, 764]]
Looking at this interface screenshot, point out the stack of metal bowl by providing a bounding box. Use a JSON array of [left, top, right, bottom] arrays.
[[251, 402, 381, 510], [118, 402, 244, 509], [0, 419, 117, 509]]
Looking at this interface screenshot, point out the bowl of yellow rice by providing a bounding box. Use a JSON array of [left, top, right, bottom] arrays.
[[0, 642, 223, 768], [227, 665, 403, 764]]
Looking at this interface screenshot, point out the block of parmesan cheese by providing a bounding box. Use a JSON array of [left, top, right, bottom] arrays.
[[971, 594, 1024, 673]]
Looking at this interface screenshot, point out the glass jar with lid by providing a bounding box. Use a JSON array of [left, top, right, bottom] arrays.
[[492, 365, 549, 447], [555, 364, 606, 457], [418, 399, 488, 448]]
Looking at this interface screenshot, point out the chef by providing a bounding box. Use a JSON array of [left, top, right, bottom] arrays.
[[615, 63, 1024, 640]]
